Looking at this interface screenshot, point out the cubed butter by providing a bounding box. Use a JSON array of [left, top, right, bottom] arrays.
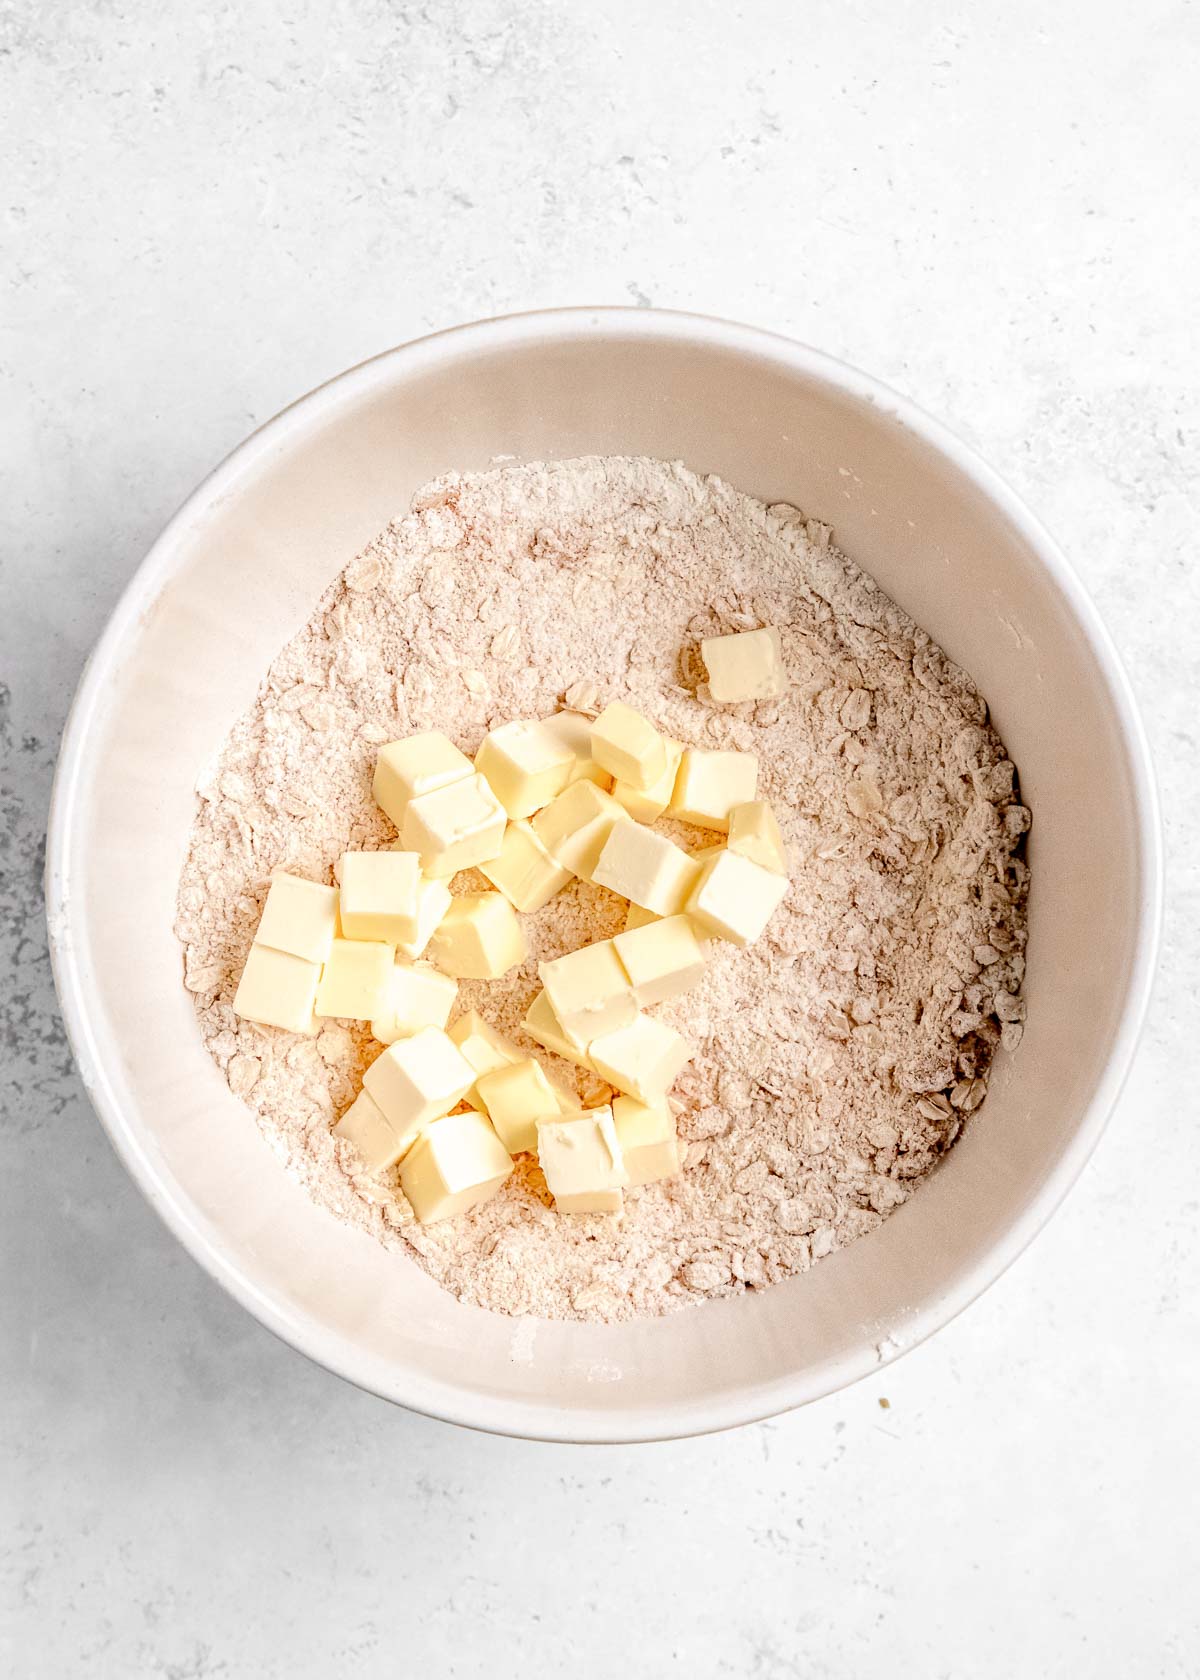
[[398, 1110, 512, 1224], [539, 938, 637, 1048], [588, 1013, 693, 1104], [475, 1058, 562, 1155], [611, 1094, 681, 1187], [701, 625, 786, 702], [428, 892, 526, 980], [590, 701, 668, 792], [363, 1025, 475, 1145], [233, 944, 320, 1034], [612, 736, 684, 823], [536, 1106, 629, 1215], [670, 748, 759, 832], [613, 913, 706, 1006], [523, 989, 593, 1069], [531, 779, 629, 880], [475, 720, 575, 818], [370, 961, 458, 1044], [314, 937, 395, 1020], [396, 875, 453, 960], [339, 849, 421, 943], [686, 848, 789, 947], [254, 872, 339, 964], [540, 711, 612, 788], [401, 773, 507, 877], [727, 799, 787, 875], [479, 820, 572, 913], [332, 1087, 412, 1172], [624, 902, 660, 931], [592, 821, 699, 917], [448, 1010, 523, 1079], [373, 731, 474, 828]]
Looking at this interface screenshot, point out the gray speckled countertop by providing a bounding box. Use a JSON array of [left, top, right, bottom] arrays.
[[4, 3, 1199, 1674]]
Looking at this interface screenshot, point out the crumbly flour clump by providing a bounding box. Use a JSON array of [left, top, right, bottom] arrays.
[[176, 457, 1029, 1323]]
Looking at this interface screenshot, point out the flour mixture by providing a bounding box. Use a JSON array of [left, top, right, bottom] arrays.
[[175, 456, 1030, 1322]]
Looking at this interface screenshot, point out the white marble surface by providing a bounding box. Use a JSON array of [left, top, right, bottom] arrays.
[[4, 2, 1199, 1673]]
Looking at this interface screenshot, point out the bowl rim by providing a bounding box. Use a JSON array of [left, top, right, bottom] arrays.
[[45, 306, 1163, 1443]]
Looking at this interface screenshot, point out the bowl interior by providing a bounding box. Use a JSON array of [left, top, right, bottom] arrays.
[[49, 313, 1155, 1440]]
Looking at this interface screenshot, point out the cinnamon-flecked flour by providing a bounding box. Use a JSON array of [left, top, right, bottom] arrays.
[[176, 457, 1030, 1323]]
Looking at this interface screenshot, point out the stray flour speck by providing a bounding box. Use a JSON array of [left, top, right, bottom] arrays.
[[176, 457, 1029, 1323]]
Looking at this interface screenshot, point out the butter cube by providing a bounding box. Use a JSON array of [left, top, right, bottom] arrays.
[[333, 1087, 412, 1172], [475, 720, 574, 818], [624, 902, 660, 931], [532, 779, 629, 880], [588, 1013, 693, 1104], [373, 731, 474, 828], [476, 1058, 562, 1155], [590, 701, 668, 792], [701, 625, 786, 702], [448, 1010, 523, 1079], [613, 737, 683, 824], [686, 848, 788, 946], [396, 876, 453, 960], [592, 821, 699, 917], [428, 892, 526, 980], [536, 1106, 629, 1215], [670, 748, 758, 832], [539, 939, 637, 1048], [479, 820, 572, 913], [398, 1109, 513, 1224], [612, 1094, 681, 1187], [254, 873, 339, 964], [727, 799, 788, 875], [540, 711, 612, 789], [339, 850, 421, 943], [370, 961, 458, 1044], [523, 989, 593, 1069], [315, 937, 396, 1020], [613, 913, 706, 1006], [401, 772, 507, 877], [364, 1025, 475, 1144], [233, 944, 320, 1033]]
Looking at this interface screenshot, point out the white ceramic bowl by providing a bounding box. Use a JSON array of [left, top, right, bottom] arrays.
[[46, 309, 1161, 1442]]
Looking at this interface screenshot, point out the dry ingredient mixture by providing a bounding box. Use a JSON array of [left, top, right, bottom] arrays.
[[176, 456, 1030, 1323]]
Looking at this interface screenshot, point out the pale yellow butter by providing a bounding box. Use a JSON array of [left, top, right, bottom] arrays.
[[479, 819, 572, 912], [588, 1012, 693, 1104], [339, 850, 421, 943], [613, 913, 706, 1006], [401, 772, 507, 877], [686, 848, 789, 947], [370, 961, 458, 1044], [701, 625, 786, 703], [522, 989, 593, 1068], [254, 872, 339, 964], [611, 1094, 680, 1187], [537, 1105, 629, 1214], [540, 711, 612, 789], [448, 1010, 523, 1079], [670, 748, 759, 832], [612, 736, 683, 823], [590, 701, 668, 792], [428, 892, 526, 980], [531, 779, 629, 880], [539, 938, 637, 1048], [592, 821, 699, 917], [398, 1110, 513, 1224], [233, 944, 320, 1034], [332, 1087, 411, 1172], [396, 875, 453, 960], [475, 719, 575, 818], [476, 1058, 562, 1155], [373, 731, 474, 829], [363, 1025, 475, 1143], [727, 799, 788, 875], [623, 902, 660, 932], [314, 937, 396, 1020]]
